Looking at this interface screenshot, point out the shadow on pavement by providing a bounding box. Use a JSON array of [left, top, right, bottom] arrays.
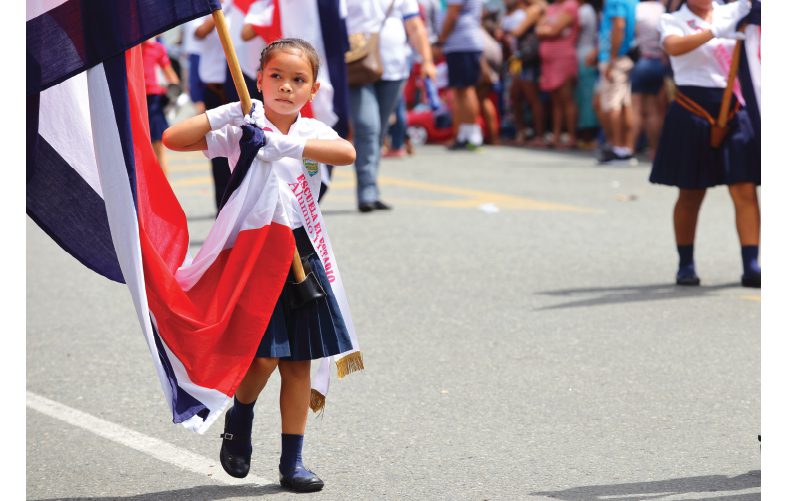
[[535, 282, 744, 310], [532, 470, 760, 500], [34, 482, 285, 501]]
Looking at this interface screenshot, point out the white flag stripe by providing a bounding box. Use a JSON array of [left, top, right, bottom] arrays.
[[26, 391, 271, 487], [40, 72, 104, 198], [86, 63, 174, 409], [150, 314, 231, 434]]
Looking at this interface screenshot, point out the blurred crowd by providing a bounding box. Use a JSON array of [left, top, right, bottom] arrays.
[[144, 0, 737, 207]]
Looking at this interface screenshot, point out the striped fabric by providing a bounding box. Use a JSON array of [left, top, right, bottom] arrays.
[[26, 0, 319, 434]]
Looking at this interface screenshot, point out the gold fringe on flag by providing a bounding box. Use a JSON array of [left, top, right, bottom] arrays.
[[336, 351, 365, 379], [309, 389, 325, 413]]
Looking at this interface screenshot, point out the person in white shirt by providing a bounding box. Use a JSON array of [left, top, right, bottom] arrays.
[[162, 39, 356, 492], [648, 0, 760, 288], [345, 0, 436, 212]]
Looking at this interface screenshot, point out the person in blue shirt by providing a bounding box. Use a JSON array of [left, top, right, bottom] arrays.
[[596, 0, 639, 164]]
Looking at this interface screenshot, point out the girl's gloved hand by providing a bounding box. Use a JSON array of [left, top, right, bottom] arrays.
[[711, 0, 751, 40], [244, 100, 267, 129], [205, 101, 245, 130], [257, 131, 307, 162]]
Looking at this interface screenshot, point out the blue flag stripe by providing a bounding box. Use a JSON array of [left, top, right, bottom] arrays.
[[102, 54, 140, 207], [27, 136, 125, 283], [27, 0, 221, 96]]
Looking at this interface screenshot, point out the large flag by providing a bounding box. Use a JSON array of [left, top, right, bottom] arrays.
[[27, 0, 344, 434], [739, 0, 761, 140]]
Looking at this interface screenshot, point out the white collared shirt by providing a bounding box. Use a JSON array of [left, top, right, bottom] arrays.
[[659, 2, 739, 88], [203, 114, 340, 228]]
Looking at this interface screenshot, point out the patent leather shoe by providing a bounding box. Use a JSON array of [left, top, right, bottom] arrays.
[[279, 466, 325, 493], [219, 409, 251, 478]]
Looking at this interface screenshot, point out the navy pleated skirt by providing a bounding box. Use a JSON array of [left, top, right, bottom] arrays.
[[255, 228, 353, 361], [650, 85, 760, 189]]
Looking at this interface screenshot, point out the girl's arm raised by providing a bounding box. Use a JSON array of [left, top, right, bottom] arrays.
[[163, 102, 247, 152], [161, 113, 211, 152], [301, 138, 356, 166]]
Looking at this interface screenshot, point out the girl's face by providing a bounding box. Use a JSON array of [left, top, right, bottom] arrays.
[[686, 0, 713, 10], [257, 49, 320, 116]]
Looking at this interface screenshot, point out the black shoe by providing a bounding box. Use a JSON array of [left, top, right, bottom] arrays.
[[676, 270, 700, 286], [279, 466, 325, 493], [219, 409, 251, 478], [358, 202, 375, 213], [741, 271, 761, 288], [597, 146, 638, 166], [447, 140, 468, 151], [373, 200, 392, 210]]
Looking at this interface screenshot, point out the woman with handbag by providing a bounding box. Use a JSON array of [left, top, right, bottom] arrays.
[[649, 0, 760, 288], [345, 0, 437, 213]]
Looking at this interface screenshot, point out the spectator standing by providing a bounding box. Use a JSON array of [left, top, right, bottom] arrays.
[[439, 0, 485, 151], [575, 0, 600, 147], [346, 0, 436, 212], [596, 0, 639, 164], [536, 0, 580, 149], [143, 37, 180, 173], [630, 0, 668, 160], [195, 8, 235, 211], [182, 17, 207, 113], [500, 0, 547, 146], [648, 0, 759, 287]]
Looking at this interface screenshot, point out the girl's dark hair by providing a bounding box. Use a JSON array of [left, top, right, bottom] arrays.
[[259, 38, 320, 82]]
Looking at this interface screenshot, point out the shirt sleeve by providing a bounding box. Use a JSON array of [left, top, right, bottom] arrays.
[[157, 43, 171, 68], [605, 0, 627, 20], [400, 0, 420, 20], [203, 125, 243, 172], [659, 13, 684, 43], [314, 122, 342, 141]]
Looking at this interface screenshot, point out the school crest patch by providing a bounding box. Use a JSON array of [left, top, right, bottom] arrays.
[[303, 159, 319, 177]]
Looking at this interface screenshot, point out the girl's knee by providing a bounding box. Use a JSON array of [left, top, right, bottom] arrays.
[[251, 357, 279, 375], [728, 183, 758, 204], [278, 360, 311, 380]]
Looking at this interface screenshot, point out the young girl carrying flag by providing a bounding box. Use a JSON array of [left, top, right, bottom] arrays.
[[163, 38, 358, 493]]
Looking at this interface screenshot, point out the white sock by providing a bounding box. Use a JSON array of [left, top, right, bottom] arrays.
[[457, 125, 470, 142], [613, 146, 631, 156], [468, 124, 483, 146]]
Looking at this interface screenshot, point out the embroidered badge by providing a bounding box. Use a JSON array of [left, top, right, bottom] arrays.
[[304, 158, 320, 177]]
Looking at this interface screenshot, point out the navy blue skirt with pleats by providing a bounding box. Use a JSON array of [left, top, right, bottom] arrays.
[[255, 228, 353, 361], [650, 85, 760, 189]]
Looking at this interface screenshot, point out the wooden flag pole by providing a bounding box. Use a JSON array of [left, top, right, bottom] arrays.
[[211, 9, 307, 283], [717, 28, 745, 130]]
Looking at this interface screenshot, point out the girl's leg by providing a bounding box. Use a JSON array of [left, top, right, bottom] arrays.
[[673, 188, 707, 284], [220, 357, 279, 478], [278, 360, 312, 434], [277, 360, 324, 491], [728, 182, 761, 285], [630, 93, 644, 154]]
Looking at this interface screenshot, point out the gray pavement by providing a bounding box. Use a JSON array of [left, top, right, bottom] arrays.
[[27, 143, 760, 500]]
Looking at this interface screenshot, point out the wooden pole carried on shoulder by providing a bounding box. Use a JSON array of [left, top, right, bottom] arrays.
[[211, 9, 307, 283]]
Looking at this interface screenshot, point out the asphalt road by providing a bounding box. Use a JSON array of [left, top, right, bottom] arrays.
[[27, 143, 760, 500]]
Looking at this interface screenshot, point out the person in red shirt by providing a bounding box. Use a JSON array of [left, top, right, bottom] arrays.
[[143, 37, 180, 173]]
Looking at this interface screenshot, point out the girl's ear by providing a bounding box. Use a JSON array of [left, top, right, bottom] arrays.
[[309, 81, 321, 101], [256, 69, 263, 92]]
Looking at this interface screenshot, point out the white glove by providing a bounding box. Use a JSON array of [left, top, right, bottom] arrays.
[[205, 101, 250, 130], [256, 131, 307, 162], [243, 100, 267, 129], [711, 0, 751, 40]]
